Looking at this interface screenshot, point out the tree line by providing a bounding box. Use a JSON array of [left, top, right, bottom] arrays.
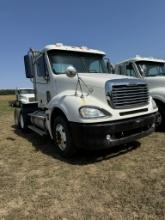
[[0, 89, 15, 95]]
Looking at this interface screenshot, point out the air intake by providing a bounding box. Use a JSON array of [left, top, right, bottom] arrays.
[[105, 79, 149, 109]]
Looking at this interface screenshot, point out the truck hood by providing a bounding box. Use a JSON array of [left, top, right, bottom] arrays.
[[78, 73, 130, 88], [21, 94, 35, 98], [55, 73, 140, 103], [145, 76, 165, 89]]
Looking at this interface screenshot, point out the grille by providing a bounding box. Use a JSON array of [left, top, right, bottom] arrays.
[[105, 79, 149, 109], [111, 84, 149, 109], [29, 97, 35, 102]]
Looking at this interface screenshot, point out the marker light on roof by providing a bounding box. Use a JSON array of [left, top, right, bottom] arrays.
[[56, 43, 63, 47], [81, 46, 88, 50]]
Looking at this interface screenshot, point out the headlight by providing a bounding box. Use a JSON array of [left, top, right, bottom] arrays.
[[151, 98, 157, 110], [79, 106, 111, 119]]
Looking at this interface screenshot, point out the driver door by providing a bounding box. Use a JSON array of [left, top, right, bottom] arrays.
[[35, 55, 50, 108]]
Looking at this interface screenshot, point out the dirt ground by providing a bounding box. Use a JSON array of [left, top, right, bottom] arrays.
[[0, 95, 164, 220]]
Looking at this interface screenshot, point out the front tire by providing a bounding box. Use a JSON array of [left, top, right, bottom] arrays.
[[52, 116, 76, 158]]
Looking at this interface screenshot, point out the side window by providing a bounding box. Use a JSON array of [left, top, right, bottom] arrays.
[[126, 63, 137, 77], [36, 55, 46, 77]]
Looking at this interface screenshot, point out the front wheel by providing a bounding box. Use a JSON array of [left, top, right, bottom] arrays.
[[52, 116, 76, 158]]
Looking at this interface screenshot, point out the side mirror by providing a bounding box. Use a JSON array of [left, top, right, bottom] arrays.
[[24, 54, 34, 78], [65, 66, 77, 78], [107, 61, 115, 73]]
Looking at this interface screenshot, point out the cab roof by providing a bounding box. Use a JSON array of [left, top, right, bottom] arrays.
[[41, 43, 105, 55], [117, 55, 165, 64], [16, 88, 34, 91]]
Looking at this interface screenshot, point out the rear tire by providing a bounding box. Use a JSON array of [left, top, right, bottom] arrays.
[[14, 108, 20, 128], [52, 116, 76, 158], [19, 112, 28, 131]]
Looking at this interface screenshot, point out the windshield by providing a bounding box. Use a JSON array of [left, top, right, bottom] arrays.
[[20, 89, 34, 94], [48, 50, 108, 74], [136, 61, 165, 77]]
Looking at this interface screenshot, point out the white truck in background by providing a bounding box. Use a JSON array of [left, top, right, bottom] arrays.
[[14, 44, 158, 157], [115, 56, 165, 129], [15, 88, 35, 105], [10, 88, 34, 107]]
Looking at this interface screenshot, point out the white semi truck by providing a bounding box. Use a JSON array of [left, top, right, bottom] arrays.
[[15, 88, 35, 104], [14, 44, 158, 157], [10, 88, 34, 107], [115, 56, 165, 129]]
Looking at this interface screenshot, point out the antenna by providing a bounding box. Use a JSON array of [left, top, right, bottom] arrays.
[[75, 73, 93, 98]]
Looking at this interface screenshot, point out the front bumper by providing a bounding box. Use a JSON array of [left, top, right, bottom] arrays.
[[70, 112, 158, 149]]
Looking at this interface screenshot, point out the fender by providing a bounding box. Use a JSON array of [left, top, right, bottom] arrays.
[[47, 90, 111, 123], [47, 91, 106, 138], [150, 87, 165, 104]]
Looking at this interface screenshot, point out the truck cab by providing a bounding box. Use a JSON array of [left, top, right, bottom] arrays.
[[15, 88, 35, 105], [14, 44, 158, 157], [115, 56, 165, 129]]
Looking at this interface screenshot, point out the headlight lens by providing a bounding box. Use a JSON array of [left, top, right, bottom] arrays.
[[79, 106, 111, 118], [151, 98, 157, 109]]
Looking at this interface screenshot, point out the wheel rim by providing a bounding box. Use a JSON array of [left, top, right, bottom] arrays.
[[20, 114, 24, 129], [55, 124, 67, 151]]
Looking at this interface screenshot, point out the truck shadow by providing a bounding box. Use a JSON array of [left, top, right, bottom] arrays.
[[12, 125, 141, 165]]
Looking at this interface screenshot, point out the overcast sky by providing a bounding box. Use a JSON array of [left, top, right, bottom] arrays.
[[0, 0, 165, 89]]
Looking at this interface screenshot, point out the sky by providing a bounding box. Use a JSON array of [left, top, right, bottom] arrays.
[[0, 0, 165, 89]]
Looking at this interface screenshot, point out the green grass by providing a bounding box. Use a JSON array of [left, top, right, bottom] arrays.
[[0, 95, 14, 116]]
